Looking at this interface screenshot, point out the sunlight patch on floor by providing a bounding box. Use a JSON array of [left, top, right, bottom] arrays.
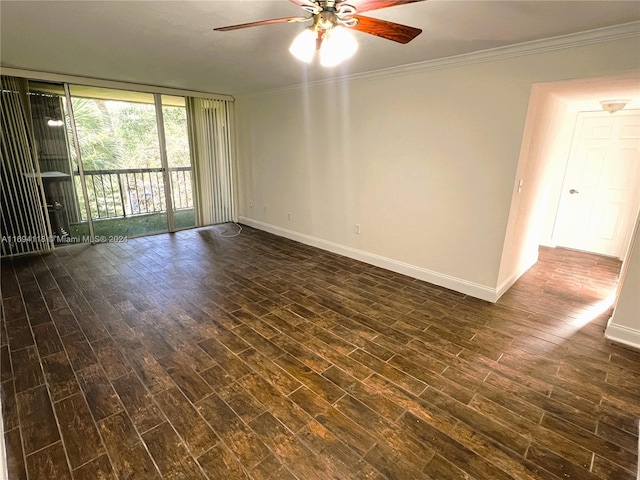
[[567, 292, 617, 330]]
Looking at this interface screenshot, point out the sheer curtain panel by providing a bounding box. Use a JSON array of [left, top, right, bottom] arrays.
[[1, 75, 53, 256]]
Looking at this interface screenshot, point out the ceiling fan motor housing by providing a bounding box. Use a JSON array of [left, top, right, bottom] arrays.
[[315, 11, 339, 32], [313, 2, 359, 32]]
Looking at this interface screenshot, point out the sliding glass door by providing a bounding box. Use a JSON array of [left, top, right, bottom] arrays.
[[62, 87, 196, 240], [68, 86, 170, 239], [161, 95, 196, 230], [26, 81, 82, 244], [3, 72, 235, 256]]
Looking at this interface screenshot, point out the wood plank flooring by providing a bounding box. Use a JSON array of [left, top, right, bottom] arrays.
[[1, 225, 638, 479]]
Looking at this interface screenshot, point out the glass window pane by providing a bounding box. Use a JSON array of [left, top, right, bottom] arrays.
[[27, 80, 87, 244], [69, 85, 167, 239], [162, 94, 195, 230]]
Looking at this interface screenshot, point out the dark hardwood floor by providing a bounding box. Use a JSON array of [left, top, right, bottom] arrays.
[[1, 225, 638, 480]]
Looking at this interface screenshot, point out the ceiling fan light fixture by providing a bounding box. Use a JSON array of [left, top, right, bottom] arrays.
[[319, 26, 358, 67], [47, 119, 64, 127], [289, 27, 317, 63], [600, 99, 630, 114]]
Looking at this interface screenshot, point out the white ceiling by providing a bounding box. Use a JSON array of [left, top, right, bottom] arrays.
[[1, 1, 639, 95]]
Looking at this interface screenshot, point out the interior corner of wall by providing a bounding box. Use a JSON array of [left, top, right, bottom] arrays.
[[495, 248, 539, 301]]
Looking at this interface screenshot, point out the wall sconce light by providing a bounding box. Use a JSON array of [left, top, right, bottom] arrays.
[[600, 99, 630, 114]]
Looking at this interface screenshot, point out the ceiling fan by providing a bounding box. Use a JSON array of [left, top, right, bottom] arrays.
[[214, 0, 425, 67]]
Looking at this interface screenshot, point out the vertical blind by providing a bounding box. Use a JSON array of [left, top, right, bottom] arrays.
[[187, 97, 235, 226], [1, 75, 53, 256]]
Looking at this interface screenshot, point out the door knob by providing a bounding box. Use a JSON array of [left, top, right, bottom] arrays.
[[569, 189, 579, 194]]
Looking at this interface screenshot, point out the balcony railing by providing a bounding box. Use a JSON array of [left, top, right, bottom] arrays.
[[75, 167, 193, 220]]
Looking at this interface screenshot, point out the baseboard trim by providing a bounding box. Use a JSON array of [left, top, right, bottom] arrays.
[[604, 322, 640, 351], [239, 217, 499, 302]]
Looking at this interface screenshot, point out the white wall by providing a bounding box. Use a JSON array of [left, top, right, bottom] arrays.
[[496, 88, 576, 294], [236, 35, 640, 301], [606, 214, 640, 349]]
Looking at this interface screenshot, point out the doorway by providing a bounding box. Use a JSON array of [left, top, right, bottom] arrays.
[[552, 110, 640, 259], [496, 73, 640, 305]]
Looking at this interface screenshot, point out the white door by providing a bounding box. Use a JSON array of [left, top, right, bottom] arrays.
[[554, 110, 640, 258]]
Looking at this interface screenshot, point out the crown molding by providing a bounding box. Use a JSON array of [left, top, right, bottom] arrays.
[[0, 66, 235, 102], [242, 21, 640, 99]]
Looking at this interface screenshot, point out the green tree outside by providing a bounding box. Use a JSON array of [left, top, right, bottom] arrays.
[[69, 97, 193, 222]]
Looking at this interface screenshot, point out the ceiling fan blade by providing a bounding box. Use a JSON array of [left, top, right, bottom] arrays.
[[351, 15, 422, 44], [349, 0, 427, 14], [214, 17, 308, 31], [288, 0, 318, 7]]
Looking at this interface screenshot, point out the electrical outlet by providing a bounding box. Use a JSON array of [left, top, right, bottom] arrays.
[[355, 224, 361, 234], [287, 212, 292, 221]]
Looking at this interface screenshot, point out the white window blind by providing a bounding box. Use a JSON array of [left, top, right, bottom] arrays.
[[186, 97, 235, 226], [1, 75, 53, 256]]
